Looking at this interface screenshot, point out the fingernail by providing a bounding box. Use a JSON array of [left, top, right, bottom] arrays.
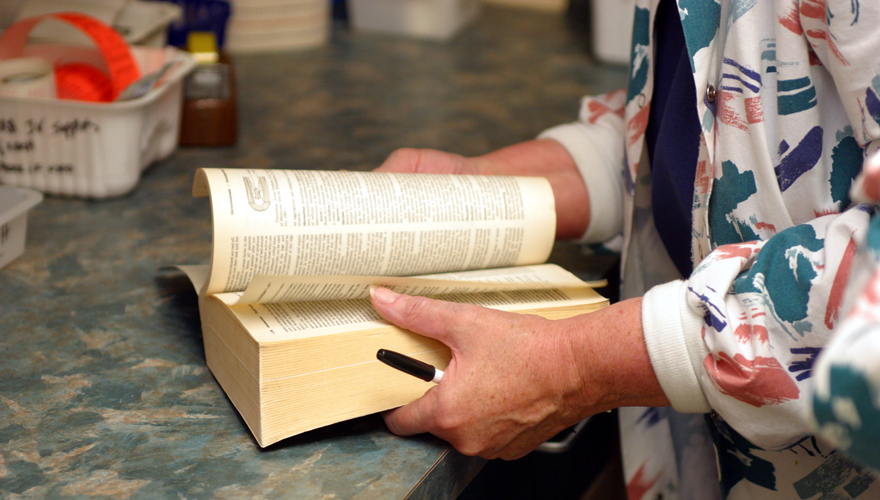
[[369, 285, 399, 304]]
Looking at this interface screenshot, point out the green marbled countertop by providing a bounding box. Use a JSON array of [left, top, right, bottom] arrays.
[[0, 5, 626, 499]]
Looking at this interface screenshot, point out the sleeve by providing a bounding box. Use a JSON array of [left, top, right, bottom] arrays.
[[644, 208, 873, 450], [537, 89, 627, 244]]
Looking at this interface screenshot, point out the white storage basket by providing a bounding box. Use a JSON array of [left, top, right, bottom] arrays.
[[0, 184, 42, 269], [0, 45, 195, 198]]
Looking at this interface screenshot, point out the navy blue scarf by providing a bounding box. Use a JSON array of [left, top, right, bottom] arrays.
[[645, 0, 702, 277]]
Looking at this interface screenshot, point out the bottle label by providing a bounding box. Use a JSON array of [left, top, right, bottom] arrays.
[[184, 64, 230, 100]]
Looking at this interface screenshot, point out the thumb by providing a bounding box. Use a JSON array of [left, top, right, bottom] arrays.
[[382, 386, 442, 437], [369, 286, 473, 348]]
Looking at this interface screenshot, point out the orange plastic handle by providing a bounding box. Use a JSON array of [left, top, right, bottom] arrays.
[[0, 12, 140, 101]]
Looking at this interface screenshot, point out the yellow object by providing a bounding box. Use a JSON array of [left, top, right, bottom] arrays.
[[187, 32, 220, 64]]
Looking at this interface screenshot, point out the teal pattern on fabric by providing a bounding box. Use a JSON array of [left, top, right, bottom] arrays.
[[812, 363, 880, 472], [792, 452, 877, 499], [679, 0, 721, 69], [626, 6, 651, 104], [729, 0, 757, 24], [707, 416, 776, 498], [709, 160, 758, 245], [732, 225, 823, 328], [830, 131, 862, 210], [778, 77, 818, 115], [868, 214, 880, 252]]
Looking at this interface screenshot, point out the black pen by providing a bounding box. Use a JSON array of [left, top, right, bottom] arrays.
[[376, 349, 444, 383]]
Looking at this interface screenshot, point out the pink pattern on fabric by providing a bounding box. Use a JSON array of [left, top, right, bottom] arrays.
[[745, 96, 764, 124], [711, 241, 760, 261], [778, 1, 803, 36], [719, 90, 749, 131], [695, 159, 711, 195], [800, 0, 850, 65], [799, 0, 825, 20], [813, 207, 841, 218], [626, 462, 662, 500], [627, 104, 651, 147], [734, 320, 769, 345], [755, 221, 777, 234], [824, 234, 858, 329], [586, 89, 626, 123], [805, 29, 850, 66], [704, 352, 800, 407]]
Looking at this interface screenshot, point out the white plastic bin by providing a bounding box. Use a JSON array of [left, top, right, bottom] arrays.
[[0, 46, 195, 198], [349, 0, 481, 41], [0, 184, 42, 269]]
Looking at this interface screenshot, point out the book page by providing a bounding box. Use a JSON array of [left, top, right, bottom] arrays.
[[228, 286, 607, 343], [176, 265, 242, 306], [193, 168, 556, 296], [236, 263, 603, 304]]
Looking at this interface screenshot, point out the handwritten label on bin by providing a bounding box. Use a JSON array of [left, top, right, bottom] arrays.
[[0, 117, 100, 175]]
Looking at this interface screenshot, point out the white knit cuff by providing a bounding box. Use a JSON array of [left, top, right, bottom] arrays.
[[642, 280, 711, 413], [538, 122, 623, 244]]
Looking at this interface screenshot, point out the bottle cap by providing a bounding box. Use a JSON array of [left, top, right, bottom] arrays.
[[187, 32, 219, 64]]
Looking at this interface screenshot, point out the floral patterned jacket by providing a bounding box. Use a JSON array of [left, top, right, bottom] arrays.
[[540, 1, 880, 498]]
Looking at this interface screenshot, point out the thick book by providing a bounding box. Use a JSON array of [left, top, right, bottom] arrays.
[[182, 168, 608, 447]]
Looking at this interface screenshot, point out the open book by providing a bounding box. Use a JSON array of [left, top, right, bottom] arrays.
[[182, 168, 608, 447]]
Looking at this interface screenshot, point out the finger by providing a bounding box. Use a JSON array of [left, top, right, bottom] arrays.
[[374, 148, 422, 173], [374, 148, 478, 175], [382, 386, 441, 437], [369, 286, 480, 347]]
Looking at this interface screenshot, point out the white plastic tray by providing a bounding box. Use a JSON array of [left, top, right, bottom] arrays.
[[0, 184, 42, 269], [0, 45, 195, 198]]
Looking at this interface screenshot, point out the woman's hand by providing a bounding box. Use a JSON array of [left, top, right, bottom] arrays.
[[369, 286, 669, 460]]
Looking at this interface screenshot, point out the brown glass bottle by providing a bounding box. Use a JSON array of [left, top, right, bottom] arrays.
[[179, 32, 237, 147]]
